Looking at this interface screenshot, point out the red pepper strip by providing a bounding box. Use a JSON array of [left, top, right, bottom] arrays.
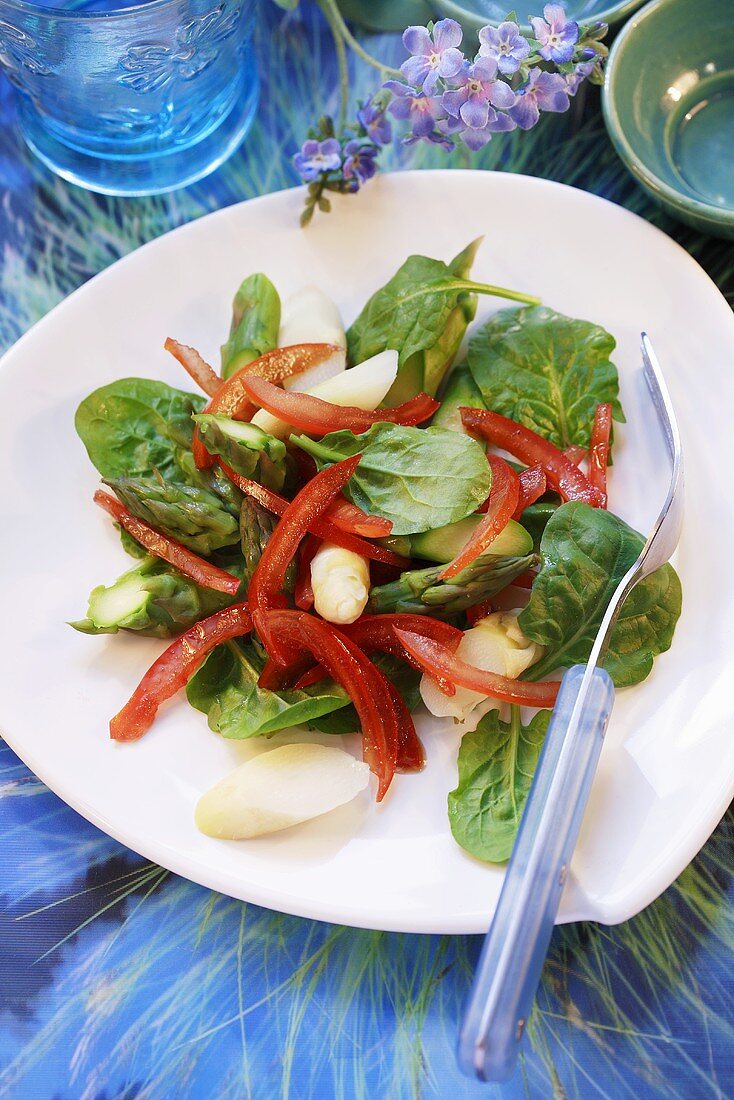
[[383, 675, 425, 773], [164, 338, 221, 398], [342, 614, 463, 697], [265, 610, 398, 800], [257, 655, 313, 691], [94, 490, 240, 595], [328, 495, 393, 538], [240, 374, 439, 435], [466, 599, 495, 626], [564, 445, 586, 466], [394, 629, 560, 709], [193, 343, 341, 468], [460, 407, 604, 508], [512, 464, 546, 519], [110, 603, 252, 742], [439, 455, 520, 581], [588, 402, 612, 506], [295, 534, 320, 610], [510, 569, 538, 590], [290, 652, 425, 772], [248, 455, 362, 662], [221, 464, 409, 569], [292, 663, 328, 690], [290, 444, 318, 488]]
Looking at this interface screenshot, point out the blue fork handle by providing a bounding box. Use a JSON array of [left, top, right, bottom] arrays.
[[458, 663, 615, 1082]]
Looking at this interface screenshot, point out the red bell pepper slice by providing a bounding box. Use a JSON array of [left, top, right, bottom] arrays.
[[588, 402, 612, 506], [192, 343, 341, 468], [240, 375, 439, 435], [221, 464, 409, 569], [264, 609, 398, 800], [394, 629, 560, 709], [94, 490, 240, 596], [248, 455, 362, 660], [290, 650, 425, 773], [110, 603, 252, 742], [564, 445, 586, 466], [164, 338, 221, 398], [383, 676, 424, 773], [461, 407, 604, 507], [294, 534, 320, 610], [342, 614, 462, 697], [466, 599, 495, 626], [509, 568, 538, 590], [513, 464, 546, 518], [327, 495, 393, 538], [439, 454, 520, 580]]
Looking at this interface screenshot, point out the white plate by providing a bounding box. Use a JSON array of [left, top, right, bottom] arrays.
[[1, 171, 733, 934]]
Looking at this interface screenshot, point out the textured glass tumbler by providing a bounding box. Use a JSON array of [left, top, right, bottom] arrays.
[[0, 0, 258, 195]]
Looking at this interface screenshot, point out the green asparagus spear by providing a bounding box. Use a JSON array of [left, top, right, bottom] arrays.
[[193, 414, 286, 490], [175, 449, 243, 514], [70, 556, 230, 637], [240, 496, 296, 594], [221, 274, 281, 380], [367, 553, 536, 617], [104, 475, 240, 555]]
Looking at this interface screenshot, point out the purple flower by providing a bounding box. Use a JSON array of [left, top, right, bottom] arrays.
[[293, 138, 342, 182], [400, 18, 464, 94], [565, 58, 596, 96], [441, 57, 515, 148], [530, 4, 579, 64], [357, 100, 392, 146], [343, 140, 379, 186], [478, 21, 531, 75], [509, 68, 570, 130], [385, 80, 446, 140]]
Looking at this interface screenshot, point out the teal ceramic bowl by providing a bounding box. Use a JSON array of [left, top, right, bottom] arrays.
[[603, 0, 734, 239], [431, 0, 645, 33], [337, 0, 435, 32]]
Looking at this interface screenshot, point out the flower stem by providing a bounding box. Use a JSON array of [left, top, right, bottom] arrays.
[[318, 0, 403, 79], [316, 0, 350, 131]]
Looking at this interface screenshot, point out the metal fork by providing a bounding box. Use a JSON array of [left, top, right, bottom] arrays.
[[458, 334, 684, 1082]]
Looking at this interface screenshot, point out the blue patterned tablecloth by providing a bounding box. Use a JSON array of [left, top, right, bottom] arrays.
[[1, 6, 733, 1097]]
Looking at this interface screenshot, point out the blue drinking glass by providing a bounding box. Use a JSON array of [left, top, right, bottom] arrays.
[[0, 0, 258, 195]]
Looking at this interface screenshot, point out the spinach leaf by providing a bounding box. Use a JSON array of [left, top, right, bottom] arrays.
[[70, 555, 230, 638], [518, 499, 560, 550], [431, 360, 485, 433], [105, 476, 241, 555], [520, 502, 682, 686], [449, 708, 551, 863], [221, 274, 281, 380], [75, 378, 205, 481], [293, 423, 492, 536], [186, 640, 350, 739], [346, 242, 538, 401], [467, 306, 624, 450], [308, 654, 421, 735]]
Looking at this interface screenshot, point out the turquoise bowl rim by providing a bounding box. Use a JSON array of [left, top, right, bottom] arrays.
[[432, 0, 645, 33], [602, 0, 734, 232]]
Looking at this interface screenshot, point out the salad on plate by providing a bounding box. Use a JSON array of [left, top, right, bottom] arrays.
[[72, 240, 682, 863]]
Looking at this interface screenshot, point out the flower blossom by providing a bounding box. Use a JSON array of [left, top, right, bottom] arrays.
[[400, 19, 464, 95], [530, 4, 579, 64], [478, 21, 531, 75]]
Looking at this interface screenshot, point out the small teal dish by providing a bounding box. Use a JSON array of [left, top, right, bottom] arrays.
[[337, 0, 435, 32], [431, 0, 645, 33], [603, 0, 734, 239]]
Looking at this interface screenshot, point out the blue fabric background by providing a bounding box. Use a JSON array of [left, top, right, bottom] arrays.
[[1, 6, 733, 1097]]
